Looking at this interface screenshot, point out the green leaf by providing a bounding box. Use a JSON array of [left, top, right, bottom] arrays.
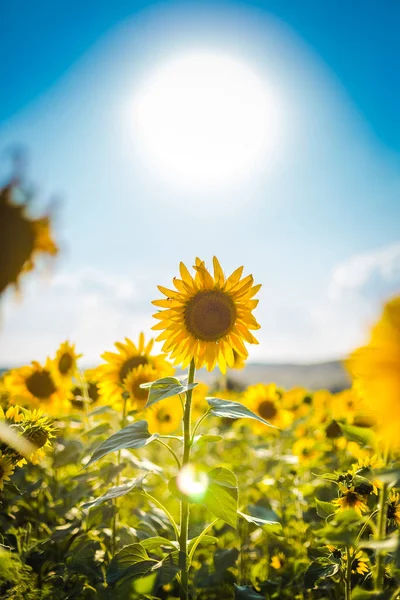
[[203, 467, 238, 528], [206, 397, 276, 428], [141, 536, 178, 551], [352, 589, 393, 600], [214, 547, 239, 571], [193, 434, 223, 446], [359, 535, 399, 552], [315, 499, 336, 519], [339, 424, 377, 448], [187, 535, 218, 552], [234, 585, 265, 599], [304, 561, 339, 588], [106, 543, 157, 585], [238, 510, 282, 535], [141, 377, 198, 408], [81, 474, 147, 509], [84, 421, 159, 468]]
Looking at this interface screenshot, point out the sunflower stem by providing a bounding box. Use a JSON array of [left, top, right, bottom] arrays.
[[155, 438, 181, 469], [374, 444, 391, 591], [179, 358, 195, 600], [111, 395, 128, 557], [345, 546, 352, 600]]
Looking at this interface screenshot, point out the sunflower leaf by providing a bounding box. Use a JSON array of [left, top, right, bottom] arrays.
[[81, 474, 147, 509], [206, 397, 277, 428], [315, 499, 336, 519], [339, 424, 377, 448], [140, 377, 198, 408], [238, 510, 282, 534], [106, 543, 157, 585], [203, 467, 238, 528], [84, 421, 159, 468]]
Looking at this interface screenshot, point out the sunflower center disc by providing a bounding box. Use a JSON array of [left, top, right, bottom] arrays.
[[184, 290, 236, 342], [26, 371, 57, 399], [59, 353, 73, 375], [119, 356, 149, 383], [130, 375, 150, 402], [258, 400, 277, 420]]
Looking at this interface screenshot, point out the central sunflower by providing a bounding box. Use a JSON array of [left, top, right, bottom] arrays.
[[152, 257, 261, 372]]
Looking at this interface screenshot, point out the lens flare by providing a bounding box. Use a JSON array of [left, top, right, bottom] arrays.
[[176, 464, 209, 502]]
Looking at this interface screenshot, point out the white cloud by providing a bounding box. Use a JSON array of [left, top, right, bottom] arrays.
[[329, 243, 400, 300]]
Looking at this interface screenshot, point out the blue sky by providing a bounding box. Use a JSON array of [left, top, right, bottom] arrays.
[[1, 0, 399, 365]]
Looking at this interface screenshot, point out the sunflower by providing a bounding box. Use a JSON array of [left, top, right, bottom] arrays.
[[53, 341, 81, 384], [123, 364, 163, 411], [143, 397, 182, 435], [0, 183, 58, 296], [4, 360, 70, 415], [333, 487, 368, 515], [347, 296, 400, 448], [331, 388, 369, 425], [96, 334, 174, 405], [270, 552, 285, 570], [2, 407, 56, 466], [0, 452, 15, 490], [350, 455, 383, 495], [243, 383, 292, 433], [292, 438, 324, 464], [152, 257, 261, 373], [387, 490, 400, 526], [346, 550, 369, 575]]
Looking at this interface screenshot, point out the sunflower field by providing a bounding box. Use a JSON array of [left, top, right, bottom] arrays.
[[1, 183, 400, 600]]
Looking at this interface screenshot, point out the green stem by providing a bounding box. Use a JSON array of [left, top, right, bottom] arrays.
[[179, 358, 196, 600], [111, 396, 128, 557], [374, 445, 391, 591], [156, 438, 181, 469], [345, 546, 352, 600]]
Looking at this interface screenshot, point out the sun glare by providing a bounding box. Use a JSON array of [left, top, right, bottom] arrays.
[[132, 52, 282, 187]]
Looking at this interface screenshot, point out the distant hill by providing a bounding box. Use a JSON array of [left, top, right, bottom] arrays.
[[180, 360, 350, 392], [1, 360, 350, 392]]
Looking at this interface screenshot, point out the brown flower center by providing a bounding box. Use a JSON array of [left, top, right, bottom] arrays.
[[184, 290, 236, 342], [26, 370, 56, 399], [119, 356, 149, 383], [158, 410, 171, 423], [59, 352, 73, 375], [258, 400, 277, 421]]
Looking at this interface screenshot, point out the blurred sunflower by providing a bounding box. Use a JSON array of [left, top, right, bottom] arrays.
[[0, 183, 58, 296], [123, 364, 161, 411], [331, 388, 369, 425], [270, 552, 285, 570], [333, 487, 368, 515], [4, 360, 69, 414], [144, 397, 182, 435], [243, 383, 292, 433], [53, 341, 81, 384], [387, 490, 400, 526], [96, 334, 173, 404], [345, 550, 369, 575], [292, 438, 324, 464], [347, 296, 400, 449], [350, 455, 383, 495], [0, 452, 15, 490], [71, 369, 100, 410], [152, 257, 260, 373]]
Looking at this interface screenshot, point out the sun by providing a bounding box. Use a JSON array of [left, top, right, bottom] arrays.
[[131, 52, 281, 187]]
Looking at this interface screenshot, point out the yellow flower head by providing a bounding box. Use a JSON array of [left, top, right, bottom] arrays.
[[344, 549, 369, 575], [0, 452, 15, 490], [143, 397, 182, 435], [53, 341, 81, 383], [333, 487, 369, 515], [152, 257, 261, 373], [123, 364, 162, 411], [0, 184, 58, 296], [270, 552, 285, 570], [4, 360, 70, 415], [95, 333, 174, 405], [243, 383, 292, 433], [350, 455, 383, 495], [347, 296, 400, 448], [387, 490, 400, 526]]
